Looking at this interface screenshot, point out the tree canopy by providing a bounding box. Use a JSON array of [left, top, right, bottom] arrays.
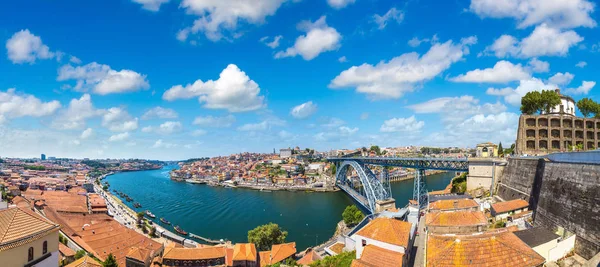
[[520, 90, 561, 115], [102, 253, 118, 267], [498, 142, 504, 157], [248, 223, 288, 251], [576, 98, 600, 118], [369, 145, 381, 155], [342, 205, 364, 226]]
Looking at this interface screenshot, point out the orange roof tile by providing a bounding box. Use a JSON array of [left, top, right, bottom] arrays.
[[427, 232, 545, 267], [163, 246, 226, 261], [233, 243, 257, 262], [65, 255, 102, 267], [352, 245, 403, 267], [429, 199, 478, 211], [259, 242, 296, 267], [355, 217, 412, 247], [297, 249, 321, 266], [0, 207, 60, 251], [425, 211, 487, 227], [59, 242, 76, 257], [491, 199, 529, 214], [259, 250, 271, 267]]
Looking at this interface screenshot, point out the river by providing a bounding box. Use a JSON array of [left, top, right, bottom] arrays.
[[104, 165, 455, 250]]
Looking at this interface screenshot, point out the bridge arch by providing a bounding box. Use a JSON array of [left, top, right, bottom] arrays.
[[335, 161, 391, 213]]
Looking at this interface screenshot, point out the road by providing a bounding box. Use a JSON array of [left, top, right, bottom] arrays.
[[411, 215, 426, 267]]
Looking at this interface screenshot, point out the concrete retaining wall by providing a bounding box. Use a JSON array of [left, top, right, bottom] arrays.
[[496, 158, 541, 201]]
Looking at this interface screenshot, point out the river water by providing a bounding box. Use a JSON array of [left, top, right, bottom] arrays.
[[105, 165, 455, 250]]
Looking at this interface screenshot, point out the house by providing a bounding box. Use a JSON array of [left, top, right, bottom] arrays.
[[476, 142, 498, 158], [352, 217, 412, 267], [297, 249, 321, 266], [8, 185, 20, 196], [425, 211, 488, 234], [259, 242, 296, 267], [0, 207, 61, 267], [427, 231, 545, 266], [232, 243, 258, 267], [162, 245, 227, 267], [66, 255, 102, 267], [126, 246, 155, 267], [491, 199, 529, 220], [513, 227, 575, 262], [351, 245, 404, 267], [59, 243, 76, 265], [428, 198, 479, 212], [280, 149, 292, 159]]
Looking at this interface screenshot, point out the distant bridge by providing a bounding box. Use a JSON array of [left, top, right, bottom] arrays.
[[327, 157, 468, 214]]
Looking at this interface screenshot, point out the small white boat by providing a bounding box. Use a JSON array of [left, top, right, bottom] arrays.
[[145, 210, 156, 218]]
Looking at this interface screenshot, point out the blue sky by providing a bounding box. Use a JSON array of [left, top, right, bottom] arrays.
[[0, 0, 598, 160]]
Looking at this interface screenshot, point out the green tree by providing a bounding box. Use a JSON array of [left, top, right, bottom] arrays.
[[74, 250, 86, 260], [369, 145, 381, 155], [520, 91, 543, 114], [248, 223, 288, 251], [102, 253, 118, 267], [498, 142, 504, 157], [540, 90, 561, 114], [136, 212, 144, 225], [576, 98, 599, 118], [342, 205, 364, 226], [330, 164, 337, 175], [310, 251, 356, 267]]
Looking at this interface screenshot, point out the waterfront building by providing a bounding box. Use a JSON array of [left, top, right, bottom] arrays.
[[491, 199, 529, 221], [162, 245, 227, 267], [352, 217, 412, 267], [428, 198, 479, 213], [125, 246, 157, 267], [0, 207, 61, 267], [258, 242, 296, 267], [232, 243, 257, 267], [425, 210, 488, 234], [475, 142, 498, 158], [426, 231, 545, 266]]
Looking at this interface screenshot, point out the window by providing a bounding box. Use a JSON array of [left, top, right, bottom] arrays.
[[362, 239, 367, 247], [28, 247, 34, 262], [43, 241, 48, 254]]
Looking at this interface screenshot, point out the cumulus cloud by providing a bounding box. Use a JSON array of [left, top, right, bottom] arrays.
[[141, 106, 178, 120], [407, 35, 439, 48], [80, 128, 93, 139], [338, 56, 348, 63], [57, 62, 149, 95], [329, 37, 476, 99], [575, 61, 587, 68], [469, 0, 596, 29], [191, 129, 207, 136], [321, 117, 345, 128], [483, 24, 583, 58], [408, 95, 506, 124], [527, 58, 550, 73], [486, 78, 558, 106], [380, 116, 424, 132], [152, 139, 177, 148], [163, 64, 265, 112], [6, 29, 54, 64], [131, 0, 169, 11], [260, 35, 283, 49], [275, 16, 341, 60], [0, 88, 61, 123], [566, 81, 596, 95], [314, 126, 358, 141], [237, 121, 269, 131], [101, 107, 139, 132], [177, 0, 286, 42], [109, 132, 130, 142], [192, 115, 236, 128], [373, 8, 404, 30], [52, 94, 104, 130], [548, 72, 574, 86], [327, 0, 355, 9], [142, 121, 183, 134], [290, 101, 318, 119], [450, 60, 531, 83]]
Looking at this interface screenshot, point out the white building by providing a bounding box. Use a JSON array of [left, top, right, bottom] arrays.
[[280, 148, 292, 159], [542, 89, 576, 116], [351, 217, 412, 267]]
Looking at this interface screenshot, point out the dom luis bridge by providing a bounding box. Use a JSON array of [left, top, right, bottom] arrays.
[[327, 157, 469, 214]]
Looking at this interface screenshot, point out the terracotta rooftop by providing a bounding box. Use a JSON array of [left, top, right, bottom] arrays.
[[355, 217, 412, 247], [0, 207, 60, 251], [425, 211, 487, 227], [297, 249, 322, 266], [232, 243, 257, 262], [429, 199, 478, 211], [259, 242, 296, 267], [126, 246, 154, 263], [351, 245, 403, 267], [163, 246, 226, 261], [22, 189, 88, 213], [65, 255, 102, 267], [59, 242, 76, 257], [427, 232, 545, 267], [492, 199, 529, 214]]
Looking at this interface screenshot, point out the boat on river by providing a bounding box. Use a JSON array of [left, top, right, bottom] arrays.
[[133, 202, 142, 208], [174, 225, 188, 236], [146, 210, 156, 218], [160, 218, 171, 225]]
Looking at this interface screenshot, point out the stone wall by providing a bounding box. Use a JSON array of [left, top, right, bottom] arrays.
[[496, 158, 541, 202]]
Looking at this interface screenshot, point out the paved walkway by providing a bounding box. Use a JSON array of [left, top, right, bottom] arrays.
[[411, 215, 426, 267]]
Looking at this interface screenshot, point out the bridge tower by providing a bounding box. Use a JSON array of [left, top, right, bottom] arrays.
[[379, 167, 391, 197], [413, 169, 428, 209]]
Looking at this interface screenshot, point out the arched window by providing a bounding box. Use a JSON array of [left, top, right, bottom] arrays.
[[43, 241, 48, 254], [28, 247, 34, 261]]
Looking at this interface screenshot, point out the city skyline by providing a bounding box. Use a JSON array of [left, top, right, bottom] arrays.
[[1, 0, 599, 160]]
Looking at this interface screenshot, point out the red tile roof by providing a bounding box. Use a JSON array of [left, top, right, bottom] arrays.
[[491, 199, 529, 214], [352, 245, 403, 267], [425, 211, 487, 227], [355, 217, 412, 247]]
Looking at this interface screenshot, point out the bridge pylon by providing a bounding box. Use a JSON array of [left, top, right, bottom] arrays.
[[413, 169, 428, 209]]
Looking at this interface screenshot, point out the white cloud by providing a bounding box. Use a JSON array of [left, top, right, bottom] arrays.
[[275, 16, 341, 60], [380, 116, 424, 132], [469, 0, 596, 29], [143, 121, 183, 135], [80, 128, 93, 140], [329, 37, 476, 99], [483, 24, 583, 58], [178, 0, 286, 42], [548, 72, 574, 86], [575, 61, 587, 68], [290, 101, 318, 119], [237, 121, 269, 131], [527, 58, 550, 72], [141, 107, 178, 120], [566, 81, 595, 95], [69, 56, 82, 64], [260, 35, 283, 49], [314, 126, 358, 141], [450, 60, 531, 83], [407, 35, 438, 48], [486, 78, 558, 106], [338, 56, 348, 63], [109, 132, 130, 142], [327, 0, 355, 9], [101, 107, 139, 132], [0, 88, 61, 122], [52, 94, 104, 130], [373, 8, 404, 30], [191, 129, 207, 136], [152, 139, 177, 148], [321, 117, 345, 128], [6, 29, 54, 64], [408, 95, 506, 124], [360, 113, 369, 120], [192, 115, 236, 127], [163, 64, 265, 112], [131, 0, 169, 11], [57, 62, 150, 95]]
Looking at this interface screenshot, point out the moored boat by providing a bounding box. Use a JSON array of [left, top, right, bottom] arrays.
[[146, 210, 156, 218], [160, 218, 171, 225], [174, 225, 188, 235]]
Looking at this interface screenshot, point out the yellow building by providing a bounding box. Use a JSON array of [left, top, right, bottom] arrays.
[[0, 207, 61, 267], [476, 142, 499, 158]]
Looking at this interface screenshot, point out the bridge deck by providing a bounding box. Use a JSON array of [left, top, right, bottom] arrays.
[[328, 157, 469, 172], [337, 182, 370, 213]]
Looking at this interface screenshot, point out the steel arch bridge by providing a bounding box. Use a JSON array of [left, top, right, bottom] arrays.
[[328, 157, 468, 214]]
